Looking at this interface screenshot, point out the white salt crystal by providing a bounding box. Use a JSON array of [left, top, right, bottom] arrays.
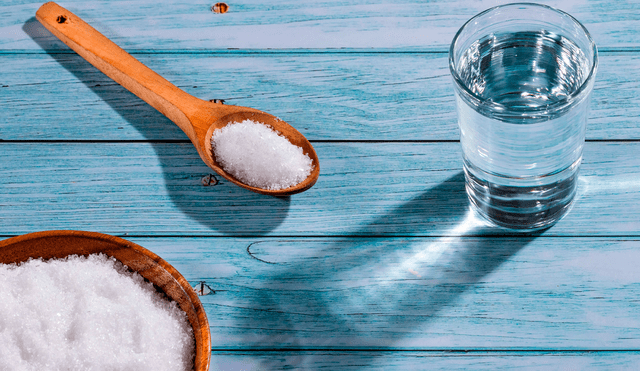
[[211, 119, 314, 190], [0, 254, 195, 371]]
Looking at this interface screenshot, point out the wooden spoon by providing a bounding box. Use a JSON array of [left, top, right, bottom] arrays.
[[36, 2, 319, 196]]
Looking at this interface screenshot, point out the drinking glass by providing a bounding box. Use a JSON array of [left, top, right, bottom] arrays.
[[449, 3, 598, 231]]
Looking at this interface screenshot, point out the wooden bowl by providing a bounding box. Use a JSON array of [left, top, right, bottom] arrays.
[[0, 230, 210, 371]]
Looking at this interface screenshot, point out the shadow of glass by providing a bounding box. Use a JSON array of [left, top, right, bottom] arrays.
[[23, 17, 291, 236], [238, 172, 542, 369]]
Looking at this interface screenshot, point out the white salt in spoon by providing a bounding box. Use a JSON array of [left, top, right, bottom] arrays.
[[37, 2, 319, 196]]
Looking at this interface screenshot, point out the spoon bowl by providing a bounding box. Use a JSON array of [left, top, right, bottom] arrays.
[[198, 107, 320, 195], [36, 2, 319, 196]]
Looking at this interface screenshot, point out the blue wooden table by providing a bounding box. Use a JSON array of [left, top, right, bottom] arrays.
[[2, 1, 640, 369]]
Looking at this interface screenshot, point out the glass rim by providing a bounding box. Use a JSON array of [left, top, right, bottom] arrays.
[[449, 2, 598, 116]]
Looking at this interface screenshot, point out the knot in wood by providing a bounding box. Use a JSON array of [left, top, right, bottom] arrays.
[[201, 174, 219, 186], [211, 3, 229, 14], [192, 282, 213, 296]]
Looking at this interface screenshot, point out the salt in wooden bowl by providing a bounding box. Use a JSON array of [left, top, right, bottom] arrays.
[[0, 230, 210, 371]]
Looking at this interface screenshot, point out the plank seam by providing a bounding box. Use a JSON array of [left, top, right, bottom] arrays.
[[1, 139, 639, 144], [0, 48, 636, 55], [2, 235, 639, 239], [209, 348, 640, 352]]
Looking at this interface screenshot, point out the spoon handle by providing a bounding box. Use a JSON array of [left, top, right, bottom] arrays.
[[36, 2, 198, 141]]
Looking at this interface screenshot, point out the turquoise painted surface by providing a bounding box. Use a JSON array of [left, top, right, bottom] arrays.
[[1, 142, 639, 236], [2, 0, 640, 50], [1, 52, 640, 141], [128, 237, 640, 350], [209, 351, 640, 370], [2, 0, 640, 369]]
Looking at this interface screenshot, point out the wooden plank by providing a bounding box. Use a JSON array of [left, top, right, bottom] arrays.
[[207, 351, 640, 370], [31, 236, 639, 349], [1, 53, 639, 141], [3, 235, 640, 351], [2, 0, 639, 50], [1, 142, 640, 236]]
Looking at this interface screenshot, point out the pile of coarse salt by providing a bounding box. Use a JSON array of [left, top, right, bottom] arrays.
[[210, 119, 314, 190], [0, 254, 194, 371]]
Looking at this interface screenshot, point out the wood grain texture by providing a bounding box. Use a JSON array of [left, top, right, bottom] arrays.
[[42, 236, 639, 350], [208, 351, 640, 370], [1, 52, 639, 141], [2, 0, 639, 50], [1, 142, 639, 236]]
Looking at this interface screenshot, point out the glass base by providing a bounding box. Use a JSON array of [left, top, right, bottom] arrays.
[[464, 165, 578, 232]]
